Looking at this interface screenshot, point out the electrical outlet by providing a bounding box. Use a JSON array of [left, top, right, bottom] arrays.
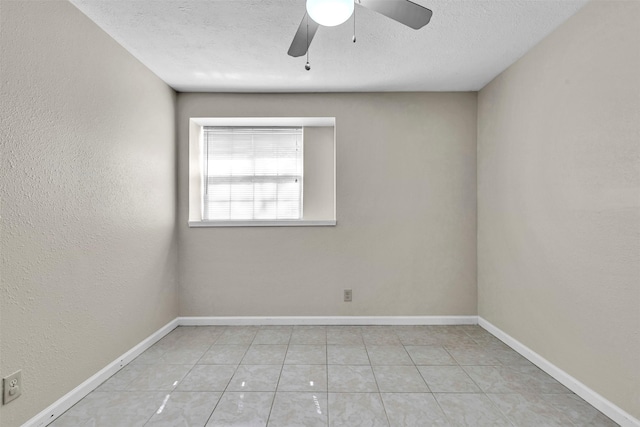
[[3, 370, 22, 404], [344, 289, 352, 302]]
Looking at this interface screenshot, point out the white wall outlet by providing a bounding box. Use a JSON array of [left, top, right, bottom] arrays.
[[344, 289, 352, 302], [3, 370, 22, 404]]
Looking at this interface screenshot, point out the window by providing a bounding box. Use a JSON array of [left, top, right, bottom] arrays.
[[202, 127, 303, 220], [188, 117, 336, 227]]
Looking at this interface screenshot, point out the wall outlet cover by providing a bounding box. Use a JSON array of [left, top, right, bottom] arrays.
[[3, 370, 22, 405]]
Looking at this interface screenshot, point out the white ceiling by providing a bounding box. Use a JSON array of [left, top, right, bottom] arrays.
[[69, 0, 588, 92]]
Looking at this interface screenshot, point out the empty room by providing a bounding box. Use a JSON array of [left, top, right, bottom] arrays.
[[1, 0, 638, 426]]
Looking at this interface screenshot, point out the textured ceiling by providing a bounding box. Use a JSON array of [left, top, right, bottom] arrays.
[[69, 0, 588, 92]]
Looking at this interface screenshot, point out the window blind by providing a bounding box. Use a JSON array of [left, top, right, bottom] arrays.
[[203, 127, 303, 220]]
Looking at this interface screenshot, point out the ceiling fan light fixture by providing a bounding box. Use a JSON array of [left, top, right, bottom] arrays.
[[306, 0, 354, 27]]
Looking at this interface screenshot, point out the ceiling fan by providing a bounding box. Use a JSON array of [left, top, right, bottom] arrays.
[[288, 0, 433, 69]]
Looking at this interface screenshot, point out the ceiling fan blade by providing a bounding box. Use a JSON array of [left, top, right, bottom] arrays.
[[288, 13, 320, 57], [357, 0, 433, 29]]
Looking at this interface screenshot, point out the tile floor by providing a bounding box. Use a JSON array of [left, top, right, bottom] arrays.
[[50, 325, 618, 426]]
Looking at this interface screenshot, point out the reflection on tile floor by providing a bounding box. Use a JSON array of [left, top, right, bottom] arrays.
[[50, 325, 618, 426]]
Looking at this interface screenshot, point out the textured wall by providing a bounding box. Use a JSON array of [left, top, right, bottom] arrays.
[[177, 92, 477, 316], [0, 1, 178, 426], [302, 126, 335, 221], [478, 0, 640, 419]]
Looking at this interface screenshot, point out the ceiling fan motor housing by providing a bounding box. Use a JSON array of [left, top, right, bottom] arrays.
[[306, 0, 355, 27]]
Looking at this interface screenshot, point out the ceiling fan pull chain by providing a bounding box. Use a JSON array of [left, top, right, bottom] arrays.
[[305, 13, 311, 70], [353, 1, 357, 43]]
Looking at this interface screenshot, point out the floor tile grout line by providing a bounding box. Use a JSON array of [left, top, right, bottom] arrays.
[[327, 326, 367, 425], [202, 326, 255, 426], [457, 363, 488, 396], [141, 391, 169, 426], [201, 384, 225, 425], [141, 325, 228, 427], [109, 330, 180, 392], [126, 327, 221, 425], [422, 329, 479, 426], [362, 332, 392, 426], [264, 326, 292, 426], [176, 327, 228, 426], [433, 341, 488, 427], [174, 326, 229, 392], [399, 340, 433, 394], [325, 328, 329, 427], [457, 357, 520, 427], [483, 392, 519, 427], [197, 326, 258, 425], [411, 358, 435, 394]]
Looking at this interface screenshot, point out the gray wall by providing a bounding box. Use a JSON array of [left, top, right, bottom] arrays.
[[0, 1, 178, 426], [302, 126, 336, 221], [478, 0, 640, 419], [177, 93, 477, 317]]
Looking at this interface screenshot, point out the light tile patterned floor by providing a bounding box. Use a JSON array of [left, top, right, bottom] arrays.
[[50, 325, 618, 426]]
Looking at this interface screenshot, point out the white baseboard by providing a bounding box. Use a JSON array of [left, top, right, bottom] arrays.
[[177, 315, 479, 326], [24, 318, 179, 427], [478, 317, 639, 427]]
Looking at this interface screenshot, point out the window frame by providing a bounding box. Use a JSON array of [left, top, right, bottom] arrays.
[[188, 117, 336, 227]]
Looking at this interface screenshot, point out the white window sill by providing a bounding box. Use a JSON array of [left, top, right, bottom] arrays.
[[188, 220, 337, 228]]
